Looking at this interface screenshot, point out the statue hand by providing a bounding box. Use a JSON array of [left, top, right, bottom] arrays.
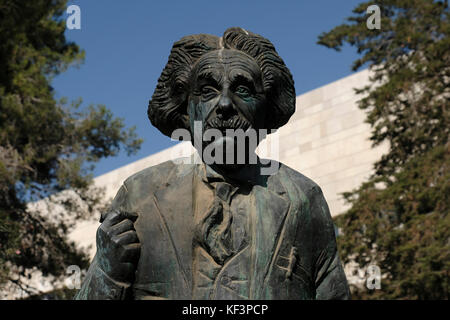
[[96, 210, 141, 284]]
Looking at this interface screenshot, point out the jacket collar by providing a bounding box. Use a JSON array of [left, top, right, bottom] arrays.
[[197, 157, 280, 188]]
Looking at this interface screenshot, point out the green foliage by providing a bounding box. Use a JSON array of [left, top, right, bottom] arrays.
[[318, 0, 449, 299], [336, 145, 449, 299], [0, 0, 142, 296], [24, 287, 78, 300]]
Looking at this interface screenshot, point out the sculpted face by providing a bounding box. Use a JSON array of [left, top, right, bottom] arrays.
[[187, 49, 267, 169], [188, 49, 266, 132]]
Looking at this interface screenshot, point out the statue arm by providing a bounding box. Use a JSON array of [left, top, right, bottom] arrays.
[[74, 253, 131, 300], [310, 186, 351, 300], [314, 246, 350, 300], [74, 185, 137, 300]]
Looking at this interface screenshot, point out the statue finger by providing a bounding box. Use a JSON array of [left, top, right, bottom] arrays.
[[113, 230, 139, 245], [100, 210, 122, 228], [118, 210, 138, 222], [109, 219, 135, 236], [102, 210, 134, 227]]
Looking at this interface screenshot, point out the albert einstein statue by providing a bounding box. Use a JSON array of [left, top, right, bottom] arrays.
[[75, 27, 350, 300]]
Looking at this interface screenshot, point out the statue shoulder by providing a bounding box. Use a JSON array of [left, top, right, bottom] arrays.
[[278, 162, 324, 200], [278, 163, 335, 239], [107, 158, 194, 213], [122, 158, 195, 192]]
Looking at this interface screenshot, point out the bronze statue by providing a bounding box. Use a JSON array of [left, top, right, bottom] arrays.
[[75, 27, 350, 300]]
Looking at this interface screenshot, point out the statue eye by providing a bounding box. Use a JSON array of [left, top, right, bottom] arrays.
[[235, 85, 251, 97], [174, 81, 184, 93], [201, 86, 217, 99]]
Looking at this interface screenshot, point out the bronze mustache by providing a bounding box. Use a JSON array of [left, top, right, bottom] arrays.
[[205, 116, 251, 132]]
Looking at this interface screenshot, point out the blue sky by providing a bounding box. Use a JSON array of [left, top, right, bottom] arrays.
[[54, 0, 364, 177]]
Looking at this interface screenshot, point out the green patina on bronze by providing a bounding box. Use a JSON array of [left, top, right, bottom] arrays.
[[75, 27, 350, 300]]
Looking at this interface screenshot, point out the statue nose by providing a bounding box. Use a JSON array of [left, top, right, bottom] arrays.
[[216, 93, 235, 120]]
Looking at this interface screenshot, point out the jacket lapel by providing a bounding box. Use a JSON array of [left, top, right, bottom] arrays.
[[249, 172, 291, 299], [152, 163, 195, 297]]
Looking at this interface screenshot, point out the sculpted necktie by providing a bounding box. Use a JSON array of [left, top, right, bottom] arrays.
[[198, 181, 236, 265]]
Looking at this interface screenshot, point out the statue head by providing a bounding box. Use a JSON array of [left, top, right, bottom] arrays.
[[148, 27, 295, 170]]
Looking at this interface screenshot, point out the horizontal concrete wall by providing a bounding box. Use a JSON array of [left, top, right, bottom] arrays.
[[277, 69, 388, 216]]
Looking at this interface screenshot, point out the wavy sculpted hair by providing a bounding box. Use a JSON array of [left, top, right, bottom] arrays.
[[148, 27, 296, 138]]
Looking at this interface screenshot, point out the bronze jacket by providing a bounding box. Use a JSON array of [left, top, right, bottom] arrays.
[[75, 159, 350, 300]]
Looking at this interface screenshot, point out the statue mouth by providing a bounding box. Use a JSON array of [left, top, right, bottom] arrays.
[[204, 116, 251, 134]]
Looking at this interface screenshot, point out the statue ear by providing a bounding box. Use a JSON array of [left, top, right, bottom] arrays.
[[148, 35, 220, 138]]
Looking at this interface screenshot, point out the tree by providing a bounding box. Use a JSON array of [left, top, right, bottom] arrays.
[[318, 0, 449, 299], [0, 0, 142, 298]]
